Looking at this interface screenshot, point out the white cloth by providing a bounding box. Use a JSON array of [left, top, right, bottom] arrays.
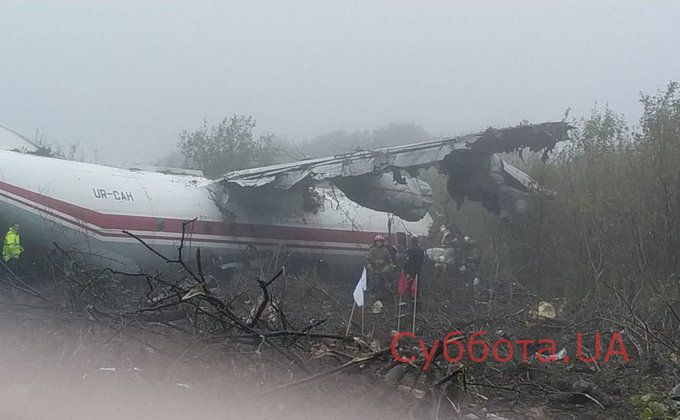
[[353, 266, 367, 307]]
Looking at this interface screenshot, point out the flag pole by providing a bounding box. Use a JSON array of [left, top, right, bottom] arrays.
[[396, 293, 403, 332], [345, 302, 356, 336], [351, 266, 368, 336], [396, 271, 408, 332], [411, 274, 418, 334], [361, 289, 365, 335]]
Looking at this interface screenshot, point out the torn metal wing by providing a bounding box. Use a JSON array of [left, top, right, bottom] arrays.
[[218, 122, 569, 189], [214, 122, 571, 219]]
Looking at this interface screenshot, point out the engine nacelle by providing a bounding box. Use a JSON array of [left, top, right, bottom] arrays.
[[334, 171, 433, 221], [445, 153, 535, 216]]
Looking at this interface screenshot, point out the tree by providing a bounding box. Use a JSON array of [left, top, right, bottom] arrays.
[[32, 129, 87, 161], [462, 82, 680, 302], [296, 122, 432, 159], [178, 115, 275, 178]]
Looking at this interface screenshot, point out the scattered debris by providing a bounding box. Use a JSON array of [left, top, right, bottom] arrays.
[[537, 301, 557, 319], [1, 217, 668, 419]]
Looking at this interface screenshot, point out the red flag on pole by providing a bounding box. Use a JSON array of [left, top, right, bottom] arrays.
[[410, 274, 418, 299], [397, 271, 409, 298]]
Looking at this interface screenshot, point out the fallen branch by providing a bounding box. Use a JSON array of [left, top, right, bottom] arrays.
[[262, 348, 390, 394]]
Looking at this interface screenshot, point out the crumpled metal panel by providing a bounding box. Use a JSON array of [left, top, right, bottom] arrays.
[[217, 122, 571, 192], [233, 175, 278, 188], [335, 171, 434, 221], [501, 159, 543, 193]]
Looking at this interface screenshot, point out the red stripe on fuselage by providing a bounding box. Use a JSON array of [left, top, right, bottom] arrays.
[[0, 180, 379, 245]]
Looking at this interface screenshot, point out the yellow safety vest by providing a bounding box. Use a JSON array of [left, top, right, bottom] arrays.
[[3, 227, 22, 262]]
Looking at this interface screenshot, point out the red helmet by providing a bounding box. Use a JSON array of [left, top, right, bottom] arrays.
[[374, 234, 385, 242]]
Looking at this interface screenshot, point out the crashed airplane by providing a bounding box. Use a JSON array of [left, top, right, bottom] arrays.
[[0, 121, 570, 270]]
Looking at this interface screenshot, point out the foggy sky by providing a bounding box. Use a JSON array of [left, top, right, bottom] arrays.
[[1, 1, 678, 164]]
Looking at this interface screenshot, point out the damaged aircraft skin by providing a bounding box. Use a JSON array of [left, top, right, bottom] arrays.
[[217, 122, 570, 218], [0, 122, 570, 271]]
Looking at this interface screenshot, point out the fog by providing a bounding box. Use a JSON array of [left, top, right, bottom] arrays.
[[0, 313, 398, 420], [1, 0, 678, 164]]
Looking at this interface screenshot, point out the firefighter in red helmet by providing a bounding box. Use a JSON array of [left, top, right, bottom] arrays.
[[367, 234, 395, 312]]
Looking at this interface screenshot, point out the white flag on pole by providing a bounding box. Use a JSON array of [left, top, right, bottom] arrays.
[[353, 266, 367, 307]]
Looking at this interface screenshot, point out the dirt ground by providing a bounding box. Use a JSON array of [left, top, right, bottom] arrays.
[[0, 308, 409, 420], [0, 264, 674, 419]]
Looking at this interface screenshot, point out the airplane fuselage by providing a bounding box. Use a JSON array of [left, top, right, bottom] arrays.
[[0, 151, 431, 271]]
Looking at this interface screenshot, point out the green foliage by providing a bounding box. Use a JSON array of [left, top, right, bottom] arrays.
[[425, 82, 680, 311], [178, 115, 275, 178], [632, 393, 678, 420]]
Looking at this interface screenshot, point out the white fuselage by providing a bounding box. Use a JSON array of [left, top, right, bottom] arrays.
[[0, 151, 431, 271]]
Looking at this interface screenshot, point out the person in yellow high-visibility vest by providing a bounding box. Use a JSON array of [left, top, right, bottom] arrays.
[[3, 224, 24, 264]]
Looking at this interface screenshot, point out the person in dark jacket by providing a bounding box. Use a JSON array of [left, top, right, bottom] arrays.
[[404, 236, 425, 280]]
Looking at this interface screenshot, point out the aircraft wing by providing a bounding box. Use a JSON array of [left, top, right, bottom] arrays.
[[214, 122, 571, 219], [218, 122, 569, 189], [0, 123, 43, 153]]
